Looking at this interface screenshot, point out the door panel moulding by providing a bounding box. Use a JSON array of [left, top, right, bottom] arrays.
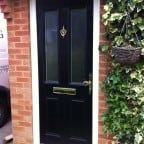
[[30, 0, 100, 143]]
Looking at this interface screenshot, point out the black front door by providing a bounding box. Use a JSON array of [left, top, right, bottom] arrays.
[[37, 0, 93, 143]]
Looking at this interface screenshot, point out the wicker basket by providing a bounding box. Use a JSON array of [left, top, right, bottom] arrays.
[[113, 47, 141, 65]]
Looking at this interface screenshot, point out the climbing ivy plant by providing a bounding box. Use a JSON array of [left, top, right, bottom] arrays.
[[102, 63, 144, 144], [100, 0, 144, 53], [101, 0, 144, 144]]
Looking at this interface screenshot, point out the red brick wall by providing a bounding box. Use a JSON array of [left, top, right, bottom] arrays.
[[99, 0, 112, 143], [0, 0, 12, 19], [7, 0, 33, 144]]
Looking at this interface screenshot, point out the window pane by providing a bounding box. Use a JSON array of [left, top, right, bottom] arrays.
[[45, 11, 58, 82], [71, 8, 87, 83]]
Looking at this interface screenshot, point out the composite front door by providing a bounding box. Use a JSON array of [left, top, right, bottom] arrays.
[[37, 0, 93, 143]]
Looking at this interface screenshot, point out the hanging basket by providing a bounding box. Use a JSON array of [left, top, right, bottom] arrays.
[[112, 46, 141, 65]]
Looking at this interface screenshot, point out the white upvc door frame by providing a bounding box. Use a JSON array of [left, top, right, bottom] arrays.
[[30, 0, 100, 143]]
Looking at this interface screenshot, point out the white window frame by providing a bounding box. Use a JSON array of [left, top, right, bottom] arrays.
[[30, 0, 100, 143]]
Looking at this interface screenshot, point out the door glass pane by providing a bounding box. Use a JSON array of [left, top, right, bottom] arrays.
[[71, 8, 87, 83], [45, 11, 58, 82]]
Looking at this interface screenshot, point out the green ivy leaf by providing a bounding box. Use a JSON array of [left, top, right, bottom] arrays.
[[128, 2, 135, 11], [109, 28, 119, 33], [99, 45, 109, 52], [133, 0, 143, 3], [109, 13, 124, 21], [141, 47, 144, 55], [138, 24, 144, 31], [132, 17, 142, 25], [132, 86, 141, 93], [102, 12, 110, 20], [114, 36, 124, 46], [104, 2, 113, 12], [130, 72, 137, 79], [135, 133, 143, 144]]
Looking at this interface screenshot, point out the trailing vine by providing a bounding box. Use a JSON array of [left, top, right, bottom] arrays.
[[100, 0, 144, 53], [102, 63, 144, 144], [100, 0, 144, 143]]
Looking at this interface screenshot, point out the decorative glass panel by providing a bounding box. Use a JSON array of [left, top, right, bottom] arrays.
[[45, 11, 58, 81], [71, 8, 87, 82]]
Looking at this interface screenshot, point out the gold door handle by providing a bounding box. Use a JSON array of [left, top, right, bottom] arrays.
[[83, 81, 92, 87], [83, 80, 92, 95], [83, 73, 92, 95]]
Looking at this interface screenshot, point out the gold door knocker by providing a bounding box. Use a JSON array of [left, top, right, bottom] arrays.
[[60, 25, 67, 38]]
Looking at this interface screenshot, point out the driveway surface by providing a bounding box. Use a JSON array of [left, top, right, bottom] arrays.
[[0, 121, 12, 144]]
